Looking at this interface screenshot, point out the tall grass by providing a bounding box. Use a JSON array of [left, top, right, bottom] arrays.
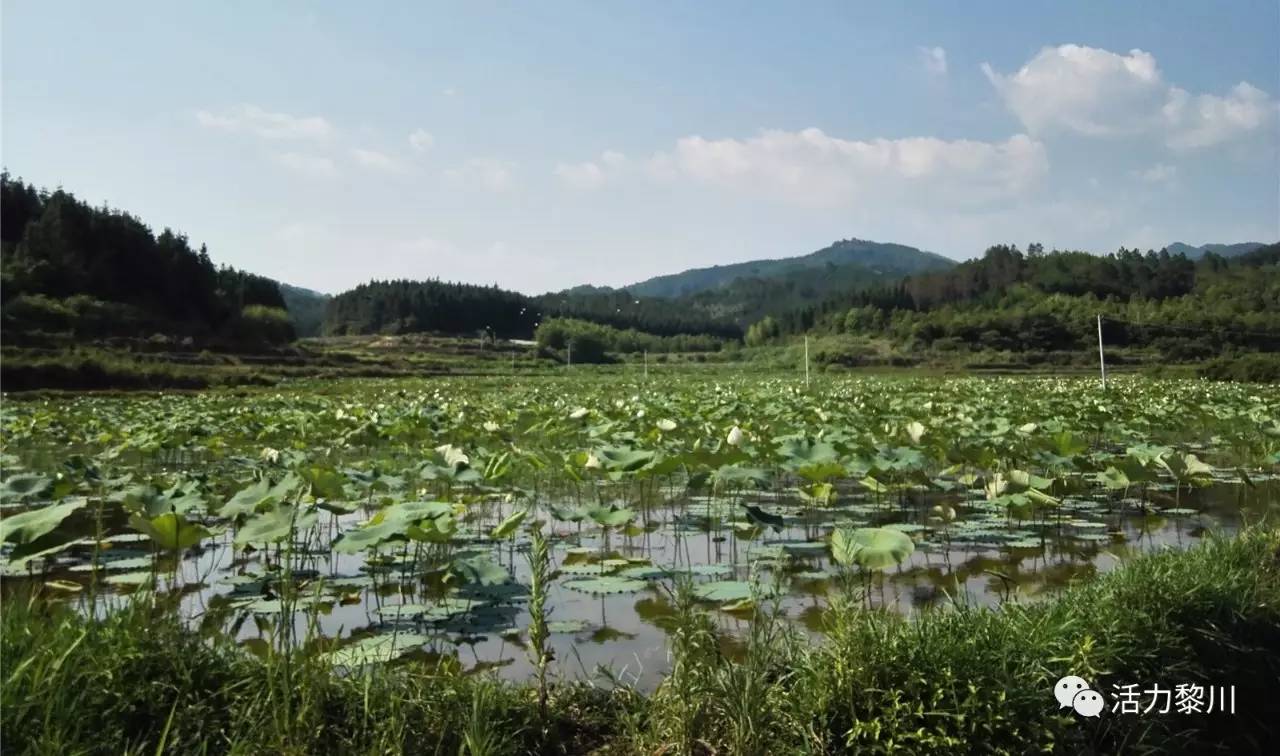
[[3, 528, 1279, 754]]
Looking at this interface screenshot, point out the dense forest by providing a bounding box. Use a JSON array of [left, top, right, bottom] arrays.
[[749, 242, 1280, 361], [533, 317, 723, 363], [534, 289, 741, 339], [1, 173, 293, 346], [323, 279, 538, 337], [323, 280, 742, 341]]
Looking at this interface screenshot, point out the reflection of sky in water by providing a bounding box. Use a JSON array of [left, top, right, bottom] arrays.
[[7, 476, 1276, 692]]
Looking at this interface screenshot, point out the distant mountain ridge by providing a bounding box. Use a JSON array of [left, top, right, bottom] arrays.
[[1166, 242, 1265, 259], [624, 238, 955, 299], [279, 284, 331, 338]]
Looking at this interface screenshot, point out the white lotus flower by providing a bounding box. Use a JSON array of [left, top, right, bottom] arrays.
[[483, 421, 500, 432], [585, 453, 602, 469], [727, 426, 745, 446], [260, 447, 280, 463]]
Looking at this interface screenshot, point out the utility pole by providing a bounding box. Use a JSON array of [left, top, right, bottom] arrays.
[[643, 350, 648, 380], [567, 341, 572, 368], [1097, 315, 1107, 391], [804, 335, 810, 390]]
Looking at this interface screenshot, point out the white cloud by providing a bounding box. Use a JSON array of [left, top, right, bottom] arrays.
[[444, 158, 515, 191], [196, 104, 333, 140], [920, 46, 948, 76], [555, 160, 606, 189], [442, 87, 457, 97], [982, 44, 1277, 149], [408, 128, 435, 153], [1135, 162, 1177, 184], [273, 152, 338, 178], [1164, 82, 1276, 151], [351, 147, 404, 173], [598, 128, 1047, 208]]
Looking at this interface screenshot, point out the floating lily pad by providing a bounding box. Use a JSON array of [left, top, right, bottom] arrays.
[[325, 632, 432, 666], [564, 577, 648, 595], [693, 580, 779, 603]]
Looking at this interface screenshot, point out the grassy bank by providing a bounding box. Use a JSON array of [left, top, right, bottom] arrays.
[[3, 529, 1279, 755]]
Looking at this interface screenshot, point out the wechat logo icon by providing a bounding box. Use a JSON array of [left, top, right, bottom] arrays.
[[1055, 675, 1104, 718]]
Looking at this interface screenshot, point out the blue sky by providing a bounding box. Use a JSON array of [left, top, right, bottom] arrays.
[[3, 1, 1277, 294]]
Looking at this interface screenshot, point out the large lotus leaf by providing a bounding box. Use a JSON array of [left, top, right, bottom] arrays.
[[159, 482, 206, 516], [546, 619, 591, 634], [682, 563, 733, 578], [234, 505, 319, 547], [548, 504, 590, 522], [587, 506, 636, 528], [381, 500, 454, 524], [128, 512, 214, 551], [595, 447, 656, 473], [489, 509, 527, 540], [406, 514, 457, 544], [0, 474, 53, 505], [303, 465, 348, 500], [220, 478, 274, 519], [712, 465, 771, 491], [448, 555, 511, 586], [564, 577, 647, 595], [0, 497, 89, 544], [1158, 453, 1214, 483], [334, 518, 406, 553], [778, 438, 838, 468], [692, 580, 779, 603], [325, 632, 432, 666], [830, 527, 915, 571]]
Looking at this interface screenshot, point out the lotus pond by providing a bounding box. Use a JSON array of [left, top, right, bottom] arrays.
[[2, 374, 1278, 690]]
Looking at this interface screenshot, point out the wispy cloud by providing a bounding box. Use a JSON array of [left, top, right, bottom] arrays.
[[1134, 162, 1177, 184], [196, 104, 333, 140], [920, 46, 947, 76], [351, 148, 404, 173], [565, 129, 1047, 209], [408, 128, 435, 153]]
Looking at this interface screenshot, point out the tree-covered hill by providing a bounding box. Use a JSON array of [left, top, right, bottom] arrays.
[[279, 284, 331, 338], [750, 242, 1280, 369], [1, 173, 293, 346], [1165, 241, 1264, 259], [623, 237, 955, 298], [322, 279, 741, 341]]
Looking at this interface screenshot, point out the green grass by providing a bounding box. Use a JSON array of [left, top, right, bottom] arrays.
[[4, 528, 1278, 755]]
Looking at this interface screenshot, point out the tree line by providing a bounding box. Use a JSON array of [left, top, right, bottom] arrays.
[[1, 173, 292, 346], [748, 243, 1280, 359], [533, 317, 723, 363]]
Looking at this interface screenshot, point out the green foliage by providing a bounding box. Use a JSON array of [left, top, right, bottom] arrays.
[[756, 242, 1280, 365], [1, 172, 292, 346], [535, 317, 723, 359]]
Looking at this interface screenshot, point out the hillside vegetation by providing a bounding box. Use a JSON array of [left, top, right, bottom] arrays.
[[1, 173, 293, 348], [749, 242, 1280, 377]]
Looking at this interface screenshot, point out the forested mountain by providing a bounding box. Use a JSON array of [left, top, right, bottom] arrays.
[[534, 289, 742, 339], [1166, 241, 1264, 259], [1, 173, 293, 346], [623, 238, 955, 298], [752, 242, 1280, 361], [280, 284, 330, 338], [323, 279, 538, 337], [322, 279, 742, 340]]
